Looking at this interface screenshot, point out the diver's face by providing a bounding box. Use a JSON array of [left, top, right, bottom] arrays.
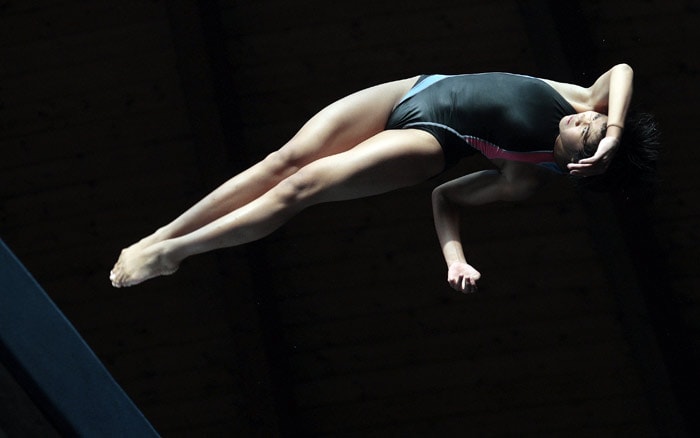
[[557, 111, 608, 160]]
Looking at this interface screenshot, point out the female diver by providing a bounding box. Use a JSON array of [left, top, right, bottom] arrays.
[[109, 63, 659, 293]]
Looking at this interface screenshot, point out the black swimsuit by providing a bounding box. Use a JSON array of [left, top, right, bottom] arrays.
[[385, 73, 576, 173]]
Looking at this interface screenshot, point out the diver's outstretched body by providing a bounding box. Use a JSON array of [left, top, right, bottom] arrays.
[[111, 64, 642, 292]]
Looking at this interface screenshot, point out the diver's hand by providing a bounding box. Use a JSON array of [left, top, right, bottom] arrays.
[[568, 136, 620, 177], [447, 262, 481, 294]]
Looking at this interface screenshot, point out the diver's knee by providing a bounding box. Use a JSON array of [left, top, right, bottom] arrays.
[[274, 169, 319, 206], [263, 147, 303, 177]]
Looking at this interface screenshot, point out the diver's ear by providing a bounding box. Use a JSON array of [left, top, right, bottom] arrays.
[[552, 136, 570, 172]]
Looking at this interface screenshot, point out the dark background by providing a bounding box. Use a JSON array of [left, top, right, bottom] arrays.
[[1, 0, 698, 436]]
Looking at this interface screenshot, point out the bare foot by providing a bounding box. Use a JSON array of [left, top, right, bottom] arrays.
[[110, 241, 179, 288]]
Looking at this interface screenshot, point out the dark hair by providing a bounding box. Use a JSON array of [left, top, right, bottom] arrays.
[[572, 112, 662, 196]]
